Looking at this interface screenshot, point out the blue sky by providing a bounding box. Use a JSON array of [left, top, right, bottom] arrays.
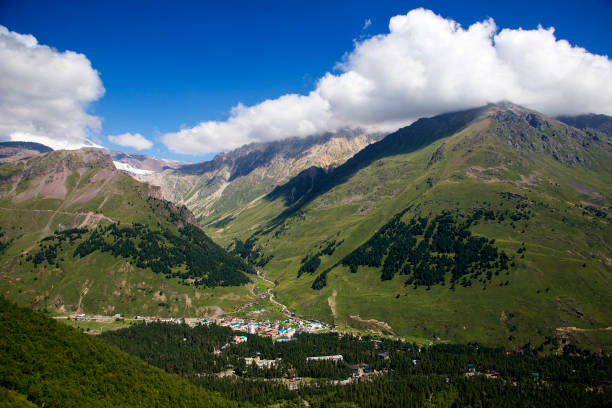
[[0, 0, 611, 161]]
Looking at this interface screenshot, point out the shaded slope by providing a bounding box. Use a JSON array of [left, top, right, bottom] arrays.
[[557, 113, 612, 134], [0, 296, 247, 408], [266, 105, 488, 219], [0, 141, 52, 154], [0, 141, 53, 165], [137, 130, 381, 224], [213, 103, 612, 349]]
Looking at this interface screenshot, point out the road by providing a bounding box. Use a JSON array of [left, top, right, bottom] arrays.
[[257, 270, 292, 317]]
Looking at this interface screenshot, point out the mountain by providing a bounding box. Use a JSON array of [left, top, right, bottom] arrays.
[[557, 113, 612, 135], [0, 149, 254, 317], [204, 103, 612, 350], [102, 148, 187, 175], [136, 130, 382, 224], [0, 141, 53, 163], [0, 296, 247, 408]]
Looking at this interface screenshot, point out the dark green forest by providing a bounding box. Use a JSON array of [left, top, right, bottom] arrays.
[[297, 239, 341, 278], [101, 321, 612, 407], [312, 205, 518, 290], [0, 297, 248, 408], [26, 221, 253, 287], [231, 236, 273, 267]]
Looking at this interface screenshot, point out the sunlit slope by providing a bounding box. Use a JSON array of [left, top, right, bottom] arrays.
[[209, 103, 612, 349], [0, 149, 252, 316]]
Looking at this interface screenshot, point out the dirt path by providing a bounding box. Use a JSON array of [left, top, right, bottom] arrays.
[[0, 206, 113, 221], [77, 280, 90, 313], [349, 314, 395, 335], [0, 207, 113, 236], [554, 326, 612, 353], [328, 290, 338, 321], [556, 326, 612, 334]]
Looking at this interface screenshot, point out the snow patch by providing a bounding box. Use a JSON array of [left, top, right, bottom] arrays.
[[113, 161, 154, 175]]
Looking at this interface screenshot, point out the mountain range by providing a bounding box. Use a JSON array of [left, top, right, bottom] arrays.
[[1, 102, 610, 351]]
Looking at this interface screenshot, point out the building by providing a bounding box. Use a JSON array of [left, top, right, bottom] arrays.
[[306, 355, 343, 362], [244, 357, 279, 368], [349, 364, 364, 377], [232, 335, 248, 344], [276, 336, 296, 342]]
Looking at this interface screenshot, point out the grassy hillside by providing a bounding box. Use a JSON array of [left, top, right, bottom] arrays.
[[0, 296, 247, 408], [0, 149, 253, 317], [207, 103, 612, 350]]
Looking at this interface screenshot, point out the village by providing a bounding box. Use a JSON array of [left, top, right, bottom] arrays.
[[61, 313, 541, 387], [63, 312, 329, 340], [57, 275, 538, 386], [217, 316, 327, 339]]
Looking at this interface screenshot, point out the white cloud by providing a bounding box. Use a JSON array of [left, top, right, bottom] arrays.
[[363, 19, 372, 30], [108, 132, 153, 150], [0, 25, 105, 150], [162, 8, 612, 155]]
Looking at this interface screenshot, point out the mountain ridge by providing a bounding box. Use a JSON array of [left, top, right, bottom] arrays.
[[202, 102, 612, 350], [0, 149, 254, 317], [135, 129, 383, 224], [1, 103, 610, 350]]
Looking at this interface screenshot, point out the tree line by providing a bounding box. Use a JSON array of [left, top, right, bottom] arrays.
[[27, 222, 253, 287]]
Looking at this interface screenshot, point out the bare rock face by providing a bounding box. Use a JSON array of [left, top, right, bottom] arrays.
[[1, 149, 118, 201], [135, 130, 383, 223]]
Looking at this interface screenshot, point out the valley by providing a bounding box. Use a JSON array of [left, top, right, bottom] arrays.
[[1, 103, 610, 353], [193, 104, 612, 351], [3, 4, 612, 406], [1, 104, 611, 408]]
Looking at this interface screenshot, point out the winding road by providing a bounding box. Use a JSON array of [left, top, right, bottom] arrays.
[[256, 270, 292, 317]]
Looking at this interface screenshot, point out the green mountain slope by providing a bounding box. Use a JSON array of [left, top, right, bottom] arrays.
[[0, 149, 253, 316], [207, 103, 612, 349], [0, 296, 247, 408]]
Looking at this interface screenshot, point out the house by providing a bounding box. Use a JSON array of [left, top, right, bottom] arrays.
[[306, 355, 343, 362], [215, 369, 235, 378], [485, 370, 500, 379], [233, 335, 248, 344], [244, 356, 279, 368], [349, 364, 364, 377], [378, 351, 390, 360]]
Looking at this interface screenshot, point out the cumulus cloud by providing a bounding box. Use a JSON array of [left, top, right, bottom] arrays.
[[108, 132, 153, 150], [163, 8, 612, 155], [0, 25, 104, 150]]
